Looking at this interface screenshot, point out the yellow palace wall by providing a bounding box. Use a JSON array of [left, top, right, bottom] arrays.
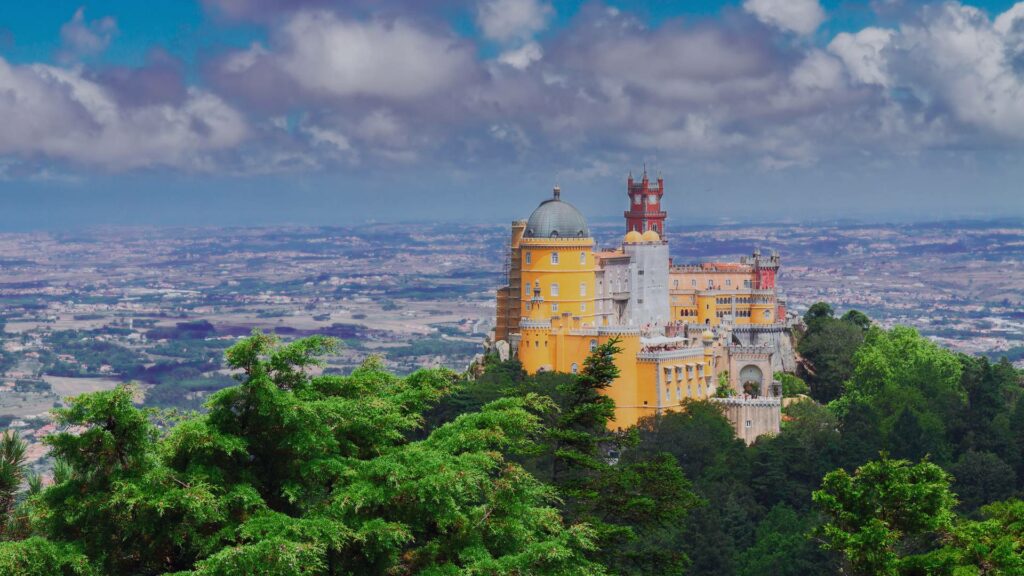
[[670, 291, 776, 327], [518, 315, 719, 429]]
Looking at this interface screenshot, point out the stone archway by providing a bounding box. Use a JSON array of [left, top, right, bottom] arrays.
[[739, 364, 763, 396]]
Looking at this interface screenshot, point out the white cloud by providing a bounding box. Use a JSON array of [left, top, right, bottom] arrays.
[[303, 125, 351, 151], [743, 0, 825, 35], [498, 42, 543, 69], [477, 0, 553, 43], [829, 27, 894, 86], [221, 11, 474, 101], [0, 56, 247, 170], [883, 3, 1024, 137], [58, 7, 118, 62]]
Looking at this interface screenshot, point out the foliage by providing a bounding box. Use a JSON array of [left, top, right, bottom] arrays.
[[813, 455, 956, 576], [0, 537, 95, 576], [797, 303, 868, 403], [12, 331, 605, 575], [735, 505, 835, 576], [815, 454, 1024, 576], [0, 431, 28, 538], [546, 338, 701, 576], [835, 326, 964, 465], [775, 372, 809, 397], [715, 370, 732, 397]]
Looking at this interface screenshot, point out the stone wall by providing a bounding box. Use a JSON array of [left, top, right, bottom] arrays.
[[711, 396, 781, 445]]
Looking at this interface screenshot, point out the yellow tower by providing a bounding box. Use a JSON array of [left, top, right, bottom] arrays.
[[519, 186, 596, 325]]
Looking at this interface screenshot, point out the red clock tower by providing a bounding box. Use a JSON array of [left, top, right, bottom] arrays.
[[624, 166, 666, 235]]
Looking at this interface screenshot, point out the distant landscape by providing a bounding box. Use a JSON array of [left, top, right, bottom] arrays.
[[0, 218, 1020, 474]]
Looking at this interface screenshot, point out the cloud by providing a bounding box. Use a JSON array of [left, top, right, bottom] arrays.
[[743, 0, 825, 35], [829, 27, 894, 86], [498, 42, 543, 69], [0, 56, 247, 170], [58, 7, 118, 62], [841, 3, 1024, 139], [213, 11, 475, 105], [477, 0, 553, 42]]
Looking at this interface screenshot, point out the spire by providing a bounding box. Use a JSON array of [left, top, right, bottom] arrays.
[[642, 161, 648, 181]]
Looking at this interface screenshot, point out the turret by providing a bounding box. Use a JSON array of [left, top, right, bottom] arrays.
[[624, 165, 666, 235]]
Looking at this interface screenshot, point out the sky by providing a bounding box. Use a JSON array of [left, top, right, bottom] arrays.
[[1, 0, 1023, 230]]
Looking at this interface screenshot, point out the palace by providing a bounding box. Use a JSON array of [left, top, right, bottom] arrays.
[[494, 170, 788, 442]]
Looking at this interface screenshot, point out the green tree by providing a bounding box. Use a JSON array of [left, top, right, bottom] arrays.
[[749, 401, 841, 512], [813, 455, 957, 576], [798, 316, 865, 403], [630, 404, 757, 576], [548, 338, 621, 487], [839, 326, 964, 465], [0, 431, 28, 539], [18, 332, 606, 576], [735, 505, 836, 576], [803, 302, 835, 330], [840, 309, 871, 331], [949, 451, 1017, 513], [775, 372, 809, 397], [548, 339, 700, 576]]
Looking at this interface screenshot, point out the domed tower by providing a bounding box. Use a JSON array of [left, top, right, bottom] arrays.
[[624, 166, 666, 235], [520, 186, 596, 325]]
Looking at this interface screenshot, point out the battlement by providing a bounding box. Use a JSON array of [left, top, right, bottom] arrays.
[[711, 396, 781, 408], [637, 347, 704, 361]]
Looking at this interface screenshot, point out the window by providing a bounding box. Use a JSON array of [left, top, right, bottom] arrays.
[[571, 363, 579, 374], [580, 252, 586, 265], [707, 280, 714, 288], [691, 279, 697, 287], [764, 310, 771, 319], [580, 282, 587, 296], [551, 252, 559, 264], [744, 279, 751, 288], [726, 279, 732, 286], [525, 252, 532, 264], [745, 420, 752, 429], [673, 280, 679, 288], [551, 303, 558, 312], [590, 339, 598, 352], [525, 302, 531, 311], [525, 283, 531, 297], [638, 269, 644, 276], [580, 303, 586, 312], [550, 283, 559, 297]]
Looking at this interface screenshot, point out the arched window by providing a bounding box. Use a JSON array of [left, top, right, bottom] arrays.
[[570, 363, 579, 374], [589, 339, 598, 352]]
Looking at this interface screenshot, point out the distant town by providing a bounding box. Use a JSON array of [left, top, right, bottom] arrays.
[[0, 219, 1021, 473]]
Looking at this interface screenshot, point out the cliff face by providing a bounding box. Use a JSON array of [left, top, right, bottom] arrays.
[[730, 324, 798, 374]]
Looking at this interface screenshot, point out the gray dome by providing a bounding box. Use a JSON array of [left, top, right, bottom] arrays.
[[524, 187, 590, 239]]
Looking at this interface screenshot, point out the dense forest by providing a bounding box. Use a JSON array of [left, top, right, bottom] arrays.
[[0, 303, 1022, 575]]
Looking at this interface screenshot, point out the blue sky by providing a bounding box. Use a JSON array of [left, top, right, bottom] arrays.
[[1, 0, 1023, 229]]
